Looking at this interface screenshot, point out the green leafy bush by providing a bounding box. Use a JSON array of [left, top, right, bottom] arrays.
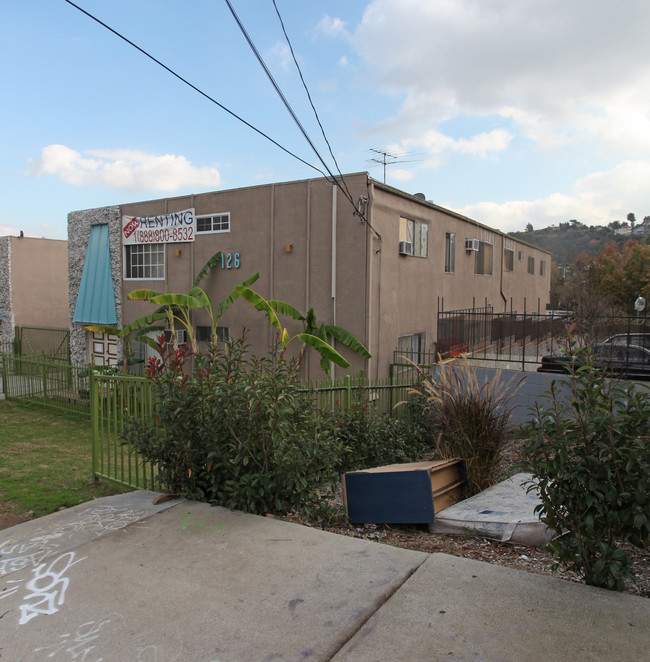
[[519, 346, 650, 591], [123, 335, 344, 520], [330, 400, 428, 475], [414, 357, 519, 495]]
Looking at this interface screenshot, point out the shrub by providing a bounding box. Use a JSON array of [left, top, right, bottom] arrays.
[[123, 334, 344, 520], [330, 400, 428, 475], [414, 357, 519, 495], [519, 346, 650, 591]]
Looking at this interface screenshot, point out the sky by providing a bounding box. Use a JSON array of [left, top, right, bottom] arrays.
[[2, 0, 650, 240]]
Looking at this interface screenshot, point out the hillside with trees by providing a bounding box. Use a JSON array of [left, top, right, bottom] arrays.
[[509, 218, 647, 265]]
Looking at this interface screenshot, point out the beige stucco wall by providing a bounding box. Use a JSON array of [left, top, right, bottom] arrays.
[[70, 172, 550, 379], [119, 174, 371, 381], [365, 182, 551, 377], [8, 236, 69, 330]]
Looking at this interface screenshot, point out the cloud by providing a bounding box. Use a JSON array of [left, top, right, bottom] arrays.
[[27, 145, 222, 192], [315, 15, 349, 39], [269, 41, 292, 70], [451, 160, 650, 233], [399, 127, 512, 159], [352, 0, 650, 153]]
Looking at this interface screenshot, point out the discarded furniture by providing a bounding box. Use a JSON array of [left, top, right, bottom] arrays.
[[343, 458, 466, 525]]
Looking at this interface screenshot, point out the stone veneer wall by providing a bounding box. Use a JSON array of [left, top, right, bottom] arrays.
[[68, 206, 122, 365], [0, 237, 12, 345]]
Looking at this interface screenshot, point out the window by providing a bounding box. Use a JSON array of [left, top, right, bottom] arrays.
[[528, 256, 535, 275], [125, 244, 165, 279], [397, 332, 427, 367], [196, 325, 230, 343], [196, 212, 230, 233], [399, 217, 428, 257], [518, 250, 525, 262], [163, 328, 187, 346], [540, 260, 546, 276], [444, 232, 456, 273], [504, 248, 514, 271], [475, 241, 493, 275]]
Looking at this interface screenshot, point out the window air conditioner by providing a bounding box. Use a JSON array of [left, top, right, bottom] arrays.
[[465, 238, 480, 252], [399, 241, 413, 255], [164, 329, 187, 346]]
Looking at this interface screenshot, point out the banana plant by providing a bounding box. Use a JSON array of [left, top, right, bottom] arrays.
[[86, 252, 251, 370], [234, 285, 371, 376], [128, 272, 260, 354]]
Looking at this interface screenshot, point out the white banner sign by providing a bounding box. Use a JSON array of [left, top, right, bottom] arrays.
[[122, 208, 196, 245]]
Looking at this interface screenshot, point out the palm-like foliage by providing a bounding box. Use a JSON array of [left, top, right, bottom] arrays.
[[235, 286, 371, 376]]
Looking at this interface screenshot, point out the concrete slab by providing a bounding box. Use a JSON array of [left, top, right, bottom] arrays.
[[0, 499, 426, 661], [0, 490, 179, 578], [1, 494, 648, 661], [332, 553, 650, 662]]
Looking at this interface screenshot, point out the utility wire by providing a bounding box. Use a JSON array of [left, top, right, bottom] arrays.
[[224, 0, 380, 243], [223, 1, 336, 187], [270, 0, 352, 203], [63, 0, 325, 177], [64, 0, 381, 245]]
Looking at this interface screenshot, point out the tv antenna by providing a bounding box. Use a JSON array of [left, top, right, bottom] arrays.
[[366, 148, 424, 183]]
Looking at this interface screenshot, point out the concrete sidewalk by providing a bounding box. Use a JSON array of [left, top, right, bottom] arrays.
[[1, 492, 648, 661]]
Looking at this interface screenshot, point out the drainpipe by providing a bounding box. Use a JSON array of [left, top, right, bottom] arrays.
[[330, 184, 337, 382], [500, 234, 507, 311]]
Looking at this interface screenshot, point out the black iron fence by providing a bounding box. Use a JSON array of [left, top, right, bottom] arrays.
[[436, 308, 650, 371]]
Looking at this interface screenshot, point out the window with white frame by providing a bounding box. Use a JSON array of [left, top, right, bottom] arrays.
[[125, 243, 165, 280], [504, 248, 514, 271], [397, 332, 427, 366], [196, 212, 230, 233], [444, 232, 456, 273], [399, 217, 429, 257], [540, 260, 546, 276], [518, 250, 525, 262], [475, 241, 493, 276], [528, 256, 535, 275]]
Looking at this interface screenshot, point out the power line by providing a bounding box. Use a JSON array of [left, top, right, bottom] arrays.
[[63, 0, 325, 177], [270, 0, 352, 203], [223, 1, 341, 193], [224, 0, 381, 244], [64, 0, 382, 245]]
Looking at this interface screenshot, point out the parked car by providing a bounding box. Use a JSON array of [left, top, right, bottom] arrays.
[[599, 333, 650, 350], [538, 342, 650, 380]]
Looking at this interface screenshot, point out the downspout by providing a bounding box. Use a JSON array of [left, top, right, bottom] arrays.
[[330, 183, 337, 383], [500, 234, 507, 311]]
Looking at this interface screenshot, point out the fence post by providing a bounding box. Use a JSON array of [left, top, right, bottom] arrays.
[[522, 310, 527, 372], [1, 353, 6, 399], [42, 356, 48, 400], [344, 374, 351, 409], [90, 370, 99, 483]]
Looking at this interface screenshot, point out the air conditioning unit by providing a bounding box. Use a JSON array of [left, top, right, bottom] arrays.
[[399, 241, 413, 255], [465, 238, 480, 252], [164, 329, 187, 346]]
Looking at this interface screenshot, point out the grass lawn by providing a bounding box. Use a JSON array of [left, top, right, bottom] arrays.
[[0, 399, 129, 526]]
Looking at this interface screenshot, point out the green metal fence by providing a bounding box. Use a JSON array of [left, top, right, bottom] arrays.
[[13, 326, 71, 361], [1, 353, 93, 417], [90, 370, 158, 490], [308, 373, 421, 416], [0, 350, 423, 491]]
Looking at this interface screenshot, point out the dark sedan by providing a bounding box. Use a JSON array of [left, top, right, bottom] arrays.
[[538, 342, 650, 381]]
